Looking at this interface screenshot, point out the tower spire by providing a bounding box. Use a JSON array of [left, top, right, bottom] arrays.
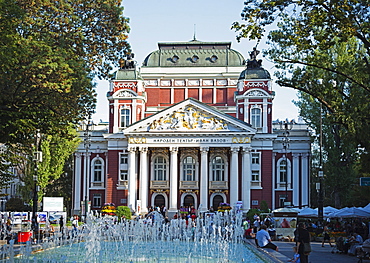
[[193, 24, 197, 41]]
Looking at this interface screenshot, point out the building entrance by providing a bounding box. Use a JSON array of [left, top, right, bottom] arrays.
[[212, 195, 224, 210], [154, 195, 165, 207], [183, 195, 194, 207]]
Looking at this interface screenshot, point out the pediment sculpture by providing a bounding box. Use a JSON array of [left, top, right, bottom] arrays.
[[149, 106, 228, 131]]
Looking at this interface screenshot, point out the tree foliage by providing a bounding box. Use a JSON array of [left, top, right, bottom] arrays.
[[0, 0, 130, 145], [116, 206, 132, 221], [233, 1, 370, 207], [19, 127, 79, 206], [232, 0, 369, 150], [0, 0, 130, 193]]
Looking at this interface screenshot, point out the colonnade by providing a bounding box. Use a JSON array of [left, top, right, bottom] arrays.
[[126, 144, 252, 214]]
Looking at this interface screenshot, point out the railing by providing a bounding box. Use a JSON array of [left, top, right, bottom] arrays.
[[150, 180, 170, 189], [91, 182, 104, 188], [179, 181, 198, 189], [117, 180, 128, 189], [251, 181, 262, 187], [209, 181, 228, 190]]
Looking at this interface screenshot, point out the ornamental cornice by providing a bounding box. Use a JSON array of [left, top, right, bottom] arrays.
[[113, 82, 137, 89]]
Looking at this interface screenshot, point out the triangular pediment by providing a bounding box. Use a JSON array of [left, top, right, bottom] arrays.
[[124, 98, 256, 134]]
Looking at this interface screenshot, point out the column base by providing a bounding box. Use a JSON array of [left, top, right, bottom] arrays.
[[167, 209, 178, 219]]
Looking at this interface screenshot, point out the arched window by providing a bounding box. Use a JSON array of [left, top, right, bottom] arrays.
[[212, 156, 225, 181], [154, 156, 167, 181], [183, 156, 195, 181], [251, 107, 261, 128], [120, 108, 130, 127], [93, 159, 102, 182]]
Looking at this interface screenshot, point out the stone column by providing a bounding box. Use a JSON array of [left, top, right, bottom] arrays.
[[169, 147, 178, 213], [73, 153, 82, 211], [139, 147, 149, 214], [200, 147, 209, 212], [230, 147, 239, 207], [113, 100, 119, 133], [301, 153, 309, 206], [292, 153, 300, 207], [263, 99, 268, 133], [241, 147, 251, 211], [128, 146, 137, 212]]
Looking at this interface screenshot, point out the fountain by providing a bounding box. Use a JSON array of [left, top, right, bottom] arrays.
[[0, 211, 268, 262]]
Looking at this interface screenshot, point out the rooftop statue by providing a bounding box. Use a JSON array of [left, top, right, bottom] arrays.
[[119, 53, 136, 70], [247, 47, 262, 69]]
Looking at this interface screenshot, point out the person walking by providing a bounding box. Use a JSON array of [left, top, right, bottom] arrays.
[[294, 223, 311, 263], [59, 216, 64, 232], [321, 224, 333, 247], [256, 225, 279, 251]]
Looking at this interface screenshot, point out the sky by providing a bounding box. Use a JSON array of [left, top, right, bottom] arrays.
[[92, 0, 300, 123]]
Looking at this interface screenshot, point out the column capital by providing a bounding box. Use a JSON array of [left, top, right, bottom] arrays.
[[292, 153, 300, 158], [230, 146, 239, 154], [139, 147, 148, 153], [128, 146, 136, 153], [200, 147, 209, 154], [170, 146, 178, 154], [75, 152, 82, 158], [241, 146, 252, 153], [301, 153, 310, 159]]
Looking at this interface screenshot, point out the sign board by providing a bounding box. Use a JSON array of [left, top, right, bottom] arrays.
[[360, 177, 370, 186], [43, 197, 64, 212]]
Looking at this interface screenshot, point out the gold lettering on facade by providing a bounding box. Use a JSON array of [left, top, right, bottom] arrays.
[[232, 137, 251, 143]]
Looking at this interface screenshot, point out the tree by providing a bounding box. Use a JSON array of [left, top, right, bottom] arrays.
[[116, 206, 132, 221], [0, 0, 130, 146], [232, 1, 370, 207], [232, 0, 370, 150], [18, 127, 80, 207], [0, 0, 130, 191]]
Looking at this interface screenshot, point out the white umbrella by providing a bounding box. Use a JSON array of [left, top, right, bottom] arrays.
[[362, 203, 370, 212], [298, 207, 318, 217], [329, 207, 370, 218]]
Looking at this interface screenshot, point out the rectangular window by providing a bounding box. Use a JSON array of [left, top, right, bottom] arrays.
[[93, 194, 101, 208], [120, 108, 130, 127], [252, 170, 260, 181], [251, 153, 260, 164], [279, 160, 287, 183], [279, 195, 288, 207], [94, 170, 102, 182], [120, 154, 128, 164], [120, 170, 128, 181], [251, 108, 261, 128]]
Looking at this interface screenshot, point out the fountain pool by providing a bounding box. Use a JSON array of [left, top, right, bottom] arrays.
[[3, 212, 268, 262]]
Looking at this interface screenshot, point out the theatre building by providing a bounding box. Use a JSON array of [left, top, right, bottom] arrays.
[[72, 40, 311, 216]]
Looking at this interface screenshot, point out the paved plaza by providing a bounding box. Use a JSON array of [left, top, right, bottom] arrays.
[[247, 239, 365, 263]]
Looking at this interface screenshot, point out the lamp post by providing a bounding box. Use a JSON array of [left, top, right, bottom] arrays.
[[32, 130, 42, 234], [317, 102, 324, 226], [83, 118, 92, 222], [281, 120, 293, 207]]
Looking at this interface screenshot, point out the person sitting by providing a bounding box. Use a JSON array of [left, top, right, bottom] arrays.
[[245, 226, 254, 239], [281, 218, 291, 228], [356, 236, 370, 259], [256, 225, 279, 251], [347, 232, 363, 256]]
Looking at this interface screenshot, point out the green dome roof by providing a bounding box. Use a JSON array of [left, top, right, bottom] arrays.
[[114, 69, 142, 80], [239, 68, 271, 80], [142, 41, 245, 67]]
